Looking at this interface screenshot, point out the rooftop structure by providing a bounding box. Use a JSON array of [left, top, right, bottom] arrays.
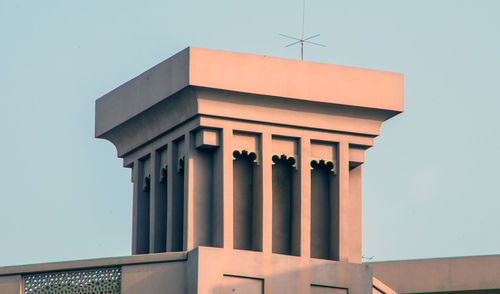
[[0, 47, 497, 294]]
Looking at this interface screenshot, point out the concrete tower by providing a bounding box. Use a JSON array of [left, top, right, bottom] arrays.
[[94, 47, 403, 293]]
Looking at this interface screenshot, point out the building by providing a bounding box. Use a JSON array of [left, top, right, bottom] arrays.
[[0, 47, 498, 294]]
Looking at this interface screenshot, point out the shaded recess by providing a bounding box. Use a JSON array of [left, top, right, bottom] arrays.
[[153, 147, 168, 253], [233, 150, 261, 251], [192, 146, 216, 247], [310, 159, 336, 260], [272, 154, 300, 256]]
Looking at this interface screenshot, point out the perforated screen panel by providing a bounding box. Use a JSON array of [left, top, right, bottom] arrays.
[[24, 267, 121, 294]]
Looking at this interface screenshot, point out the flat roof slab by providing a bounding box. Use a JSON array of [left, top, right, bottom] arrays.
[[96, 47, 403, 138]]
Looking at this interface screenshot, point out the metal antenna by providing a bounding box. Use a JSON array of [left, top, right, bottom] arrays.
[[302, 0, 306, 39], [280, 0, 325, 60]]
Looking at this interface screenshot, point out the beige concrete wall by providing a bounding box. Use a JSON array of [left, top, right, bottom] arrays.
[[369, 255, 500, 293], [372, 277, 398, 294], [122, 261, 186, 294], [195, 246, 372, 294], [0, 253, 187, 294], [0, 246, 378, 294], [0, 275, 21, 294]]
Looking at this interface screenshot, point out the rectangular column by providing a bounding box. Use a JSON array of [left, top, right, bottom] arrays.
[[222, 128, 234, 249], [300, 137, 311, 258], [166, 144, 174, 251], [131, 160, 140, 254], [349, 164, 362, 263], [338, 141, 350, 262], [149, 151, 158, 253], [171, 139, 186, 252], [132, 157, 151, 255], [185, 133, 194, 250], [261, 132, 273, 253]]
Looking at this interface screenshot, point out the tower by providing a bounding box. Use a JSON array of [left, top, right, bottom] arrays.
[[2, 47, 498, 294], [95, 47, 403, 293]]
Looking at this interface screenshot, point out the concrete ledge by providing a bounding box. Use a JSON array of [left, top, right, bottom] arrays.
[[0, 252, 187, 276], [369, 255, 500, 293], [189, 47, 404, 112]]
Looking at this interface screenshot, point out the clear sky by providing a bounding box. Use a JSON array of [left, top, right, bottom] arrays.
[[1, 0, 499, 267]]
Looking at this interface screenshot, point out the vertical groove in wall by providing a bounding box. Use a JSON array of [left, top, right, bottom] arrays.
[[272, 155, 299, 256], [233, 154, 253, 250], [193, 148, 215, 247], [233, 151, 261, 251], [152, 147, 168, 253], [311, 166, 332, 259]]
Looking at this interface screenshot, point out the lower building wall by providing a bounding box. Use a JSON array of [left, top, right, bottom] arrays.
[[0, 275, 21, 294], [0, 253, 188, 294], [122, 261, 186, 294], [369, 255, 500, 294], [194, 246, 373, 294], [0, 248, 377, 294]]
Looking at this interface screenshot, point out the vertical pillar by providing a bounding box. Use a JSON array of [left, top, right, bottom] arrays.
[[210, 130, 224, 248], [166, 143, 174, 251], [338, 141, 350, 261], [349, 164, 362, 263], [190, 128, 222, 248], [299, 138, 312, 294], [222, 128, 234, 249], [252, 147, 263, 251], [132, 157, 151, 254], [131, 160, 140, 254], [261, 131, 273, 294], [149, 151, 158, 253], [185, 133, 194, 250], [300, 138, 311, 259], [261, 132, 272, 253]]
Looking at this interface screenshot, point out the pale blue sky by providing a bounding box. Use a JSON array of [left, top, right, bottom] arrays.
[[1, 0, 499, 266]]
